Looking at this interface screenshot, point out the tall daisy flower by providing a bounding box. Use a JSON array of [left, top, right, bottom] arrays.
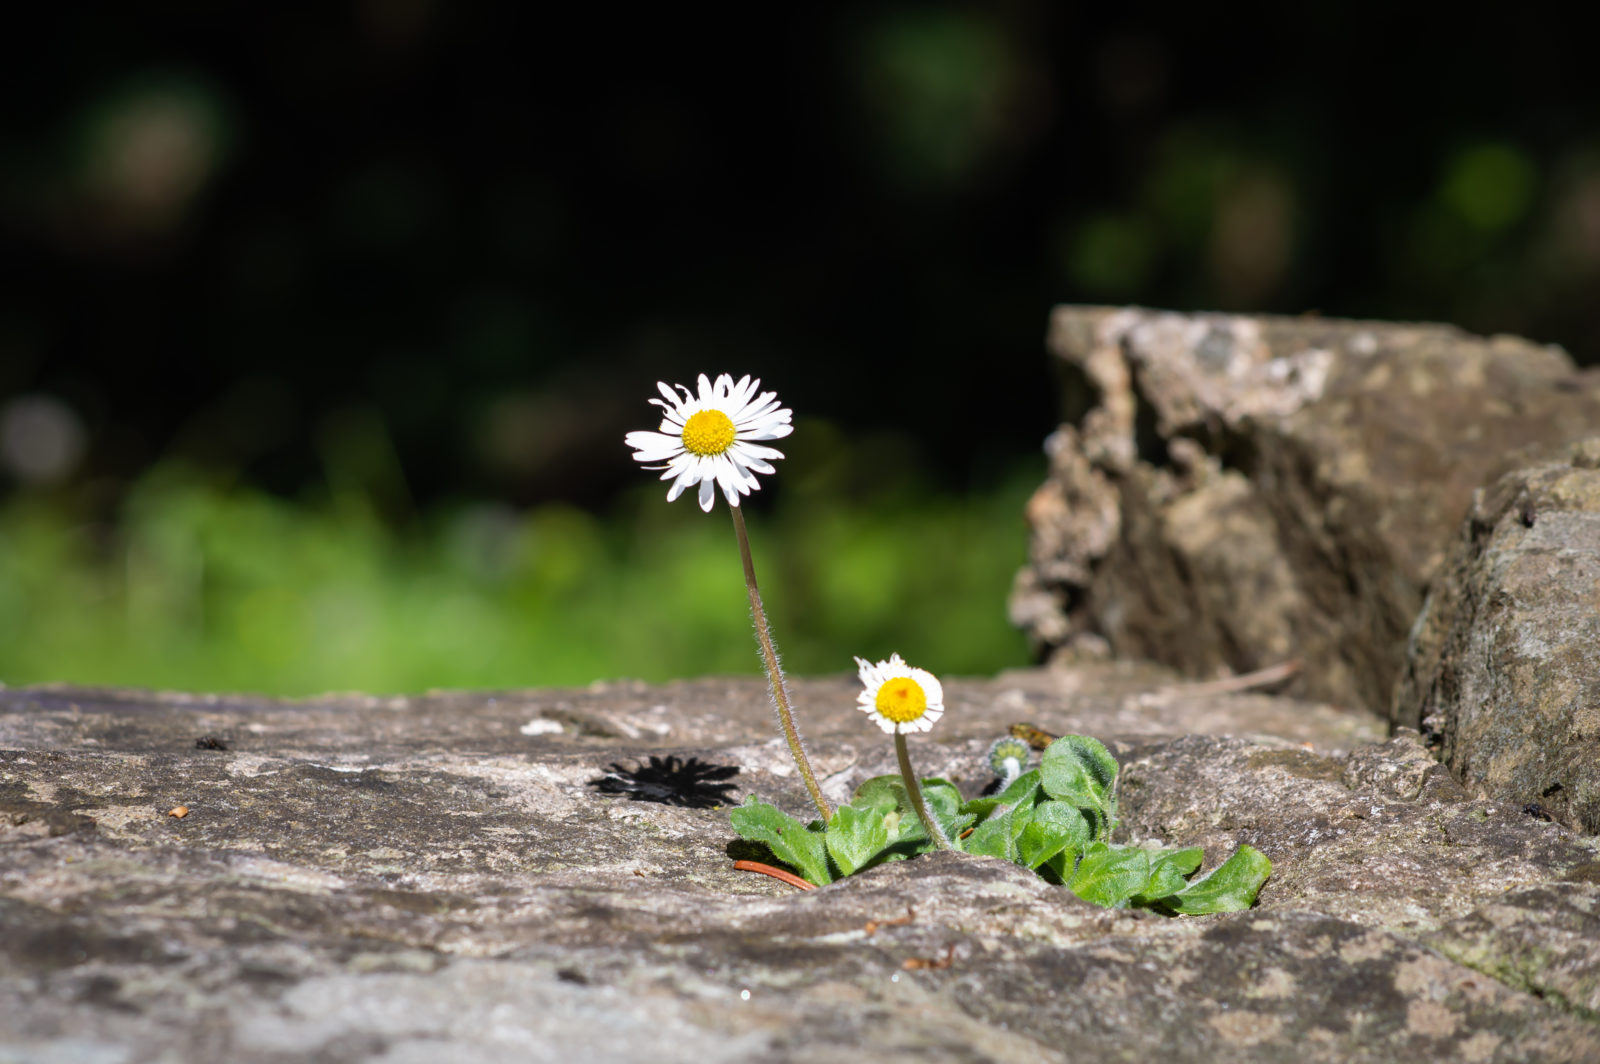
[[854, 653, 951, 849], [625, 374, 792, 513], [625, 374, 830, 823]]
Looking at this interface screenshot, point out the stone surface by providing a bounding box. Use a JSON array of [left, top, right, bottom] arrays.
[[1010, 306, 1600, 713], [4, 670, 1599, 1061], [1393, 439, 1600, 833]]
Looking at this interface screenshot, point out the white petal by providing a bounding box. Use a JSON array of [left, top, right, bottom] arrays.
[[728, 457, 760, 490], [733, 454, 774, 476], [728, 444, 775, 470], [657, 381, 683, 407], [728, 389, 791, 438], [713, 460, 740, 500], [909, 668, 943, 708], [658, 452, 695, 479], [665, 465, 699, 502], [731, 441, 784, 461], [698, 478, 716, 511], [735, 395, 783, 423], [696, 374, 715, 404], [625, 431, 684, 462], [742, 421, 793, 441], [729, 385, 771, 420]]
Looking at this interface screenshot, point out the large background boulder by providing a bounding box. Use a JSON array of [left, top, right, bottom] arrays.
[[4, 671, 1600, 1060], [1394, 440, 1600, 833], [1010, 306, 1600, 714]]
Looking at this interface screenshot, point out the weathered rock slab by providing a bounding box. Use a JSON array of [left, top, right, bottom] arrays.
[[2, 671, 1597, 1061], [1393, 439, 1600, 833], [1010, 306, 1600, 713]]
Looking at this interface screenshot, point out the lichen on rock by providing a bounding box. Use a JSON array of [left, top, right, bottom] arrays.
[[1012, 306, 1600, 714], [1395, 438, 1600, 833]]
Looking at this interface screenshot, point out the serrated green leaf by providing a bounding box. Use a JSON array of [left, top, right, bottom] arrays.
[[961, 769, 1042, 820], [1067, 842, 1151, 908], [1130, 846, 1205, 905], [1040, 736, 1120, 838], [1017, 799, 1092, 869], [728, 796, 834, 886], [1163, 845, 1272, 914], [961, 804, 1020, 861], [1050, 735, 1119, 792], [824, 802, 891, 876]]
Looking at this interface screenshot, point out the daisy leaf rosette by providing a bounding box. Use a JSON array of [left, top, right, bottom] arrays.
[[625, 373, 793, 512], [853, 653, 945, 734]]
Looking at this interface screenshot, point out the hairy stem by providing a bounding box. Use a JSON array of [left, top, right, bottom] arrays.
[[895, 731, 950, 850], [731, 505, 832, 824]]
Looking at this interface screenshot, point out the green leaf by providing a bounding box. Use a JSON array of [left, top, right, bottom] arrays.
[[824, 801, 891, 876], [850, 774, 909, 814], [1130, 846, 1204, 905], [1049, 735, 1119, 792], [919, 778, 964, 815], [728, 796, 834, 886], [960, 769, 1042, 820], [1017, 799, 1092, 870], [1040, 848, 1073, 885], [1162, 846, 1272, 915], [1067, 842, 1151, 909], [961, 804, 1021, 861], [917, 778, 976, 844], [1039, 735, 1120, 838], [846, 776, 976, 853]]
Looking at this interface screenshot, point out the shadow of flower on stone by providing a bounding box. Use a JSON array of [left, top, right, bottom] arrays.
[[588, 756, 740, 809]]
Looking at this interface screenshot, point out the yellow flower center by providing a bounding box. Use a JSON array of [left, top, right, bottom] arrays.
[[681, 409, 737, 456], [875, 677, 928, 724]]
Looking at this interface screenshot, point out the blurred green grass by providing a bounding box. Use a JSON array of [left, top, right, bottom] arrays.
[[0, 448, 1041, 696]]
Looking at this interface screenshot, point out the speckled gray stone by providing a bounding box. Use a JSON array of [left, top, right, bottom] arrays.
[[1010, 306, 1600, 714], [1394, 439, 1600, 833], [2, 670, 1597, 1061]]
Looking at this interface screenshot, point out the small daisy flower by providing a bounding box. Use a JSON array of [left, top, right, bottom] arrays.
[[625, 373, 793, 512], [854, 653, 945, 735]]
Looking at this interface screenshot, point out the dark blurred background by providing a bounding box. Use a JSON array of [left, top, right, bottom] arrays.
[[2, 3, 1597, 694]]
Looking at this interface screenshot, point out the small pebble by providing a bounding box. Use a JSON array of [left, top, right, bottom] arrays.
[[168, 806, 189, 818]]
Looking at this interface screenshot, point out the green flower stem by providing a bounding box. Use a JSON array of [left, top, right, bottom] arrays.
[[730, 504, 832, 824], [895, 731, 950, 850]]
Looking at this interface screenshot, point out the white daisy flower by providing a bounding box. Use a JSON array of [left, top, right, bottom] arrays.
[[853, 653, 945, 735], [624, 373, 794, 512]]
